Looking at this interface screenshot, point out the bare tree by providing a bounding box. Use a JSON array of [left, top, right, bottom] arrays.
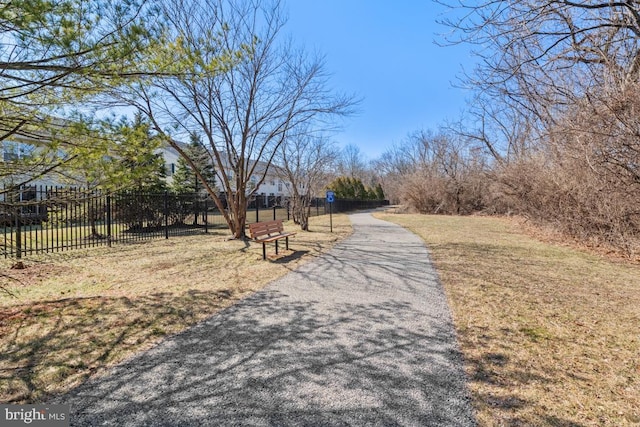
[[121, 0, 354, 238], [336, 144, 368, 179], [372, 133, 423, 204], [437, 1, 640, 252], [440, 0, 640, 137], [446, 94, 536, 165], [276, 133, 338, 231], [376, 129, 488, 214]]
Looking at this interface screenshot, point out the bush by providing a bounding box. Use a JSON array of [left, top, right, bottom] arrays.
[[115, 192, 165, 231]]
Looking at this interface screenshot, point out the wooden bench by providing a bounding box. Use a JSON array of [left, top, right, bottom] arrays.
[[248, 219, 296, 260]]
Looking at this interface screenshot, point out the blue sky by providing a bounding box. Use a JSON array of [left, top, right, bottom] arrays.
[[285, 1, 476, 160]]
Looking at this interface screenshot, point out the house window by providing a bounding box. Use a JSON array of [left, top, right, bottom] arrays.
[[3, 151, 18, 162], [19, 186, 41, 217], [20, 186, 37, 202], [2, 141, 26, 162], [278, 182, 283, 192]]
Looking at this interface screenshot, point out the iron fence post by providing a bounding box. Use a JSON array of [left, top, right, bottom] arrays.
[[329, 201, 333, 233], [14, 206, 22, 259], [164, 191, 169, 239], [204, 199, 208, 234], [106, 194, 112, 247]]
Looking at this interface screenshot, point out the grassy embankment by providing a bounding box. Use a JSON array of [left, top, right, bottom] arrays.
[[376, 212, 639, 427], [0, 214, 351, 403]]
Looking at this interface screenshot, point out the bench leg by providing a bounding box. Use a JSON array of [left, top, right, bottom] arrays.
[[275, 239, 279, 255], [262, 242, 266, 260], [285, 236, 289, 250]]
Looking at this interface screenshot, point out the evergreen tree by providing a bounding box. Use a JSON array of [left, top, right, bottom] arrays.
[[115, 113, 168, 193], [353, 178, 367, 200], [374, 183, 385, 200], [326, 176, 377, 200], [0, 1, 157, 188], [59, 113, 168, 193], [170, 133, 217, 196]]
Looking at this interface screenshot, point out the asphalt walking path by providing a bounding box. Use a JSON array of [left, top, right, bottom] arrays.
[[56, 211, 476, 426]]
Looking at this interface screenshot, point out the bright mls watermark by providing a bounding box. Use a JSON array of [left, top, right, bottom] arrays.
[[1, 405, 69, 426]]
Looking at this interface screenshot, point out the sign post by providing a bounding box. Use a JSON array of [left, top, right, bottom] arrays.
[[326, 190, 335, 233]]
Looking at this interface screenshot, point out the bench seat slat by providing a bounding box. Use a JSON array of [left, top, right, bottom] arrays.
[[253, 232, 296, 243]]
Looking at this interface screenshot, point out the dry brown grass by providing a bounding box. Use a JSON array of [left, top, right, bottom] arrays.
[[376, 212, 640, 427], [0, 214, 351, 404]]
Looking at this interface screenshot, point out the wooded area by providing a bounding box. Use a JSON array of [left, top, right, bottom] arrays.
[[372, 1, 640, 256]]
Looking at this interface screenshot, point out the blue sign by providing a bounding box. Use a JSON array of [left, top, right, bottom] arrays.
[[326, 191, 335, 203]]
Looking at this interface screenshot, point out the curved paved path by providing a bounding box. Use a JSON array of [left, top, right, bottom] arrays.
[[56, 212, 476, 426]]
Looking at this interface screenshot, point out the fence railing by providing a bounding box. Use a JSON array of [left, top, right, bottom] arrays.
[[1, 185, 388, 259]]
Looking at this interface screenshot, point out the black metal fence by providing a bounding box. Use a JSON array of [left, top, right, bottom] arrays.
[[1, 185, 388, 259]]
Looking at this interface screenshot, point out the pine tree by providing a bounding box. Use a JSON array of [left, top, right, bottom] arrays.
[[170, 133, 217, 196], [374, 183, 385, 200], [117, 113, 168, 193], [326, 176, 376, 200]]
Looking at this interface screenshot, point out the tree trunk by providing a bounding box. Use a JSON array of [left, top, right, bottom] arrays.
[[230, 190, 248, 239], [299, 193, 311, 231], [301, 201, 311, 231], [292, 197, 301, 225]]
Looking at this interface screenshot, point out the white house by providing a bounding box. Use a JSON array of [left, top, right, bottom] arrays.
[[160, 145, 181, 185], [2, 129, 294, 207], [1, 137, 60, 222], [244, 161, 292, 207], [0, 130, 67, 189], [160, 146, 293, 207]]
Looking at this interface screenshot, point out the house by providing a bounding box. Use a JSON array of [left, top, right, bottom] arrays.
[[1, 123, 294, 208], [245, 162, 292, 207], [0, 129, 65, 189], [1, 138, 57, 224], [0, 132, 64, 225], [161, 145, 181, 185], [160, 146, 293, 207]]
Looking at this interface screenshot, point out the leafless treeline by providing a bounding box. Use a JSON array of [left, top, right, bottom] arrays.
[[375, 1, 640, 255]]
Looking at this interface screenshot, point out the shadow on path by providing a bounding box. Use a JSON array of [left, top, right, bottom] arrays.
[[55, 212, 476, 426]]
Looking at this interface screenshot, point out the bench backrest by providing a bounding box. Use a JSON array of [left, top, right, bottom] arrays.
[[248, 219, 284, 239]]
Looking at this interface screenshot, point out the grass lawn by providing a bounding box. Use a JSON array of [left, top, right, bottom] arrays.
[[375, 212, 640, 427], [0, 214, 351, 404]]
